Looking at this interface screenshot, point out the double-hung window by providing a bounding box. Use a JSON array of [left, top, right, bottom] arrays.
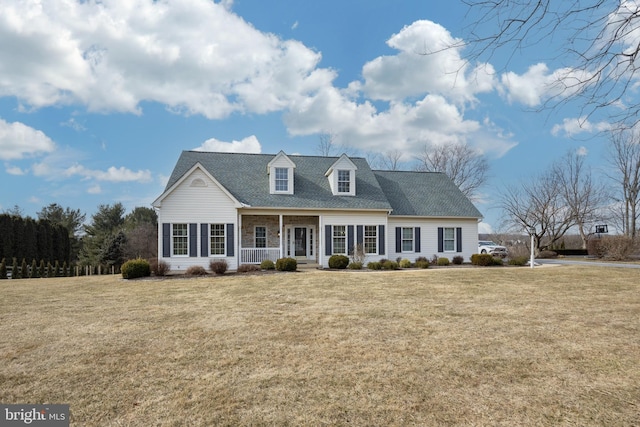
[[402, 227, 414, 252], [364, 225, 377, 254], [255, 226, 266, 248], [337, 170, 350, 193], [443, 227, 455, 251], [172, 224, 188, 256], [333, 225, 346, 254], [210, 224, 225, 255], [275, 167, 288, 192]]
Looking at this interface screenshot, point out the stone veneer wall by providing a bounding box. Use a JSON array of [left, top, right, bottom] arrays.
[[240, 215, 320, 256]]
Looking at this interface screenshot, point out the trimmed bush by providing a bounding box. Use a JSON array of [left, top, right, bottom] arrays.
[[471, 253, 495, 266], [437, 257, 450, 266], [415, 260, 430, 269], [492, 257, 504, 266], [185, 265, 207, 276], [121, 258, 151, 279], [209, 259, 228, 275], [399, 259, 412, 268], [452, 255, 464, 265], [275, 257, 297, 272], [367, 261, 382, 270], [238, 264, 261, 273], [328, 254, 350, 269], [508, 256, 529, 266], [348, 261, 363, 270], [382, 260, 399, 270], [260, 259, 275, 270]]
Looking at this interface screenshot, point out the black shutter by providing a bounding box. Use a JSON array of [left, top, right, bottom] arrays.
[[456, 227, 463, 253], [226, 223, 234, 257], [189, 223, 197, 257], [438, 227, 444, 252], [325, 225, 332, 256], [378, 225, 385, 255], [162, 223, 170, 257], [395, 227, 402, 253], [201, 224, 209, 257], [356, 225, 364, 246], [415, 227, 421, 253], [348, 225, 354, 255]]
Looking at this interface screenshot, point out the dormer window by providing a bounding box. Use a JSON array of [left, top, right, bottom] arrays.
[[275, 167, 289, 192], [268, 151, 296, 195], [338, 170, 350, 193]]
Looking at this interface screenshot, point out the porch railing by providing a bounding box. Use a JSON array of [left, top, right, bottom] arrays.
[[240, 247, 281, 264]]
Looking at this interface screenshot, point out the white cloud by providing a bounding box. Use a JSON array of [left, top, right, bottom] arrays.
[[577, 146, 589, 156], [194, 135, 262, 153], [0, 118, 56, 160], [64, 165, 153, 183], [478, 222, 494, 234], [5, 164, 26, 175], [551, 117, 612, 137], [87, 184, 102, 194]]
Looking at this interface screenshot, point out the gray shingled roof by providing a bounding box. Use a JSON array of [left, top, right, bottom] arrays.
[[163, 151, 482, 218], [373, 170, 483, 218]]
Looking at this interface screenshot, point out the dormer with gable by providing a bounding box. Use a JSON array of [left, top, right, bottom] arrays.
[[325, 154, 358, 196], [267, 151, 296, 195]]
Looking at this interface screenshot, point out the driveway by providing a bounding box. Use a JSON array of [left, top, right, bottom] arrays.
[[537, 258, 640, 269]]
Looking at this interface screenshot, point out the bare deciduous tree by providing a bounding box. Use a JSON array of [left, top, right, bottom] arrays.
[[460, 1, 640, 125], [551, 150, 608, 248], [379, 149, 404, 171], [607, 128, 640, 238], [414, 142, 489, 200], [316, 133, 337, 157]]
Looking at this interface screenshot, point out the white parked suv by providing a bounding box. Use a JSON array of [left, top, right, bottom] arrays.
[[478, 240, 509, 258]]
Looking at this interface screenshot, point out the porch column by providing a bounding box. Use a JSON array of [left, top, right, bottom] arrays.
[[238, 213, 242, 264], [279, 214, 283, 258]]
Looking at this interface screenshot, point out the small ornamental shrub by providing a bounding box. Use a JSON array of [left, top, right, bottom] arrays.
[[53, 260, 60, 277], [275, 257, 297, 272], [185, 265, 207, 276], [452, 255, 464, 265], [382, 260, 399, 270], [38, 260, 45, 278], [237, 264, 261, 273], [31, 260, 38, 278], [437, 257, 450, 266], [508, 256, 529, 266], [415, 260, 430, 269], [12, 258, 20, 279], [329, 254, 350, 269], [399, 259, 412, 268], [121, 258, 151, 279], [260, 259, 275, 270], [429, 255, 439, 265], [367, 261, 382, 270], [348, 261, 363, 270], [415, 256, 428, 263], [537, 250, 558, 259], [471, 254, 494, 266], [152, 260, 171, 276], [209, 259, 228, 275], [47, 261, 54, 278], [492, 257, 504, 266], [0, 258, 6, 279]]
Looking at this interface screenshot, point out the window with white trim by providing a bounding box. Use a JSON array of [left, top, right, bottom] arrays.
[[255, 226, 266, 248], [333, 225, 346, 254], [172, 223, 188, 256], [275, 167, 288, 192], [444, 227, 455, 251], [364, 225, 377, 254], [337, 170, 350, 193], [210, 224, 226, 255], [402, 227, 414, 252]]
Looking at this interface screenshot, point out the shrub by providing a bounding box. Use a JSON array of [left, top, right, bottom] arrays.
[[275, 257, 297, 272], [537, 250, 557, 259], [209, 259, 228, 275], [121, 258, 151, 279], [152, 259, 171, 276], [415, 256, 428, 263], [381, 260, 399, 270], [31, 260, 38, 278], [38, 260, 45, 278], [260, 259, 275, 270], [508, 256, 529, 266], [415, 260, 430, 269], [437, 257, 450, 266], [329, 254, 350, 269], [471, 253, 495, 266], [399, 258, 412, 268], [12, 258, 20, 279], [238, 264, 261, 273], [599, 235, 639, 260], [452, 255, 464, 265], [367, 261, 382, 270], [492, 257, 504, 266], [429, 255, 439, 265], [185, 265, 207, 276], [348, 261, 363, 270]]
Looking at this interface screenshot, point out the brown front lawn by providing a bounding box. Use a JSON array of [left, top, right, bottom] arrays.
[[1, 267, 638, 426]]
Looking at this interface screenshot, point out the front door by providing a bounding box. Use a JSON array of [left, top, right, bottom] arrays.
[[285, 225, 315, 261]]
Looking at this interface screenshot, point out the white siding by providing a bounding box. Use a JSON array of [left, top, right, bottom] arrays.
[[268, 153, 295, 194], [387, 218, 479, 263], [156, 168, 238, 272]]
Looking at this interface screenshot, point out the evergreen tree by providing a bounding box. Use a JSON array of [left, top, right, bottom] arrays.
[[0, 215, 14, 261], [53, 260, 60, 277], [80, 203, 125, 267], [31, 259, 38, 278], [38, 260, 45, 278], [0, 258, 6, 279], [21, 259, 28, 280], [11, 258, 20, 279]]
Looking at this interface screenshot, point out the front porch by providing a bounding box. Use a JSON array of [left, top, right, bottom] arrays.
[[239, 214, 319, 265]]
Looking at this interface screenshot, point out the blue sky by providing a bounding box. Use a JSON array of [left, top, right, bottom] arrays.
[[0, 0, 618, 233]]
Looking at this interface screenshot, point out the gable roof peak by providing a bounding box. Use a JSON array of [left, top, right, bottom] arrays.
[[325, 153, 358, 176], [267, 150, 296, 170]]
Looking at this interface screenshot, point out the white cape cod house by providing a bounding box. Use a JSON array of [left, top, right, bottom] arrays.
[[153, 150, 483, 271]]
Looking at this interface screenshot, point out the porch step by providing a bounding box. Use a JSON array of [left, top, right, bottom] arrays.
[[296, 262, 321, 270]]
